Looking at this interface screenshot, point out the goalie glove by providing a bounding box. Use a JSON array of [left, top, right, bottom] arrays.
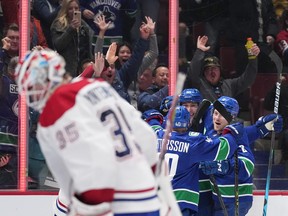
[[255, 114, 283, 138], [142, 109, 164, 126], [222, 122, 244, 143], [200, 160, 230, 176], [67, 196, 112, 216]]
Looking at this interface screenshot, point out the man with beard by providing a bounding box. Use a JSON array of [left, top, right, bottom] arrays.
[[184, 35, 260, 103]]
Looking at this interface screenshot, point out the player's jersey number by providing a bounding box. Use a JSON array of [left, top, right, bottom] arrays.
[[100, 107, 133, 158], [164, 153, 179, 180], [55, 107, 134, 157]]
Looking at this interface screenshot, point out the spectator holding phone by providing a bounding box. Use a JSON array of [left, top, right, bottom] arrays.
[[51, 0, 93, 77]]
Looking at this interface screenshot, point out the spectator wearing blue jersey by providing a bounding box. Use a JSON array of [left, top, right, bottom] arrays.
[[142, 106, 245, 215], [80, 0, 137, 52], [0, 56, 19, 189], [200, 96, 283, 216]]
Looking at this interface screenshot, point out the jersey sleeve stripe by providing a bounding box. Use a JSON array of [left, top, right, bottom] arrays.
[[215, 137, 230, 160], [239, 156, 255, 176]]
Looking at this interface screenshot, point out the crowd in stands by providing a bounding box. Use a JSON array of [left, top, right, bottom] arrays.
[[0, 0, 287, 207]]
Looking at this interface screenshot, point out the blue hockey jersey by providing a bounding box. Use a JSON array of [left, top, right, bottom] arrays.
[[151, 124, 239, 213], [0, 75, 18, 153], [207, 128, 255, 205]]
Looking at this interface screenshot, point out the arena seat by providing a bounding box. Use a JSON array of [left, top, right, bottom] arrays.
[[249, 73, 279, 123]]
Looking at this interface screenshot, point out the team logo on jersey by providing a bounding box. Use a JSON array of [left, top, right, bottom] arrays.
[[205, 137, 213, 143], [10, 84, 18, 94], [95, 6, 117, 29], [188, 132, 200, 136], [12, 100, 19, 117]]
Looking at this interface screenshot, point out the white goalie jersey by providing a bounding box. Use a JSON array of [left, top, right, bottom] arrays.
[[36, 78, 160, 214]]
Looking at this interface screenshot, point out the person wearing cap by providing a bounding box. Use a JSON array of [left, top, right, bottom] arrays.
[[184, 35, 260, 103]]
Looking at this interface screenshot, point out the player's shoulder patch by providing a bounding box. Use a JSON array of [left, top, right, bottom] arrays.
[[188, 131, 200, 136]]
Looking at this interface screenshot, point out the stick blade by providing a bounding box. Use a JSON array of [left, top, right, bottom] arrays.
[[191, 99, 211, 132], [213, 100, 233, 123]]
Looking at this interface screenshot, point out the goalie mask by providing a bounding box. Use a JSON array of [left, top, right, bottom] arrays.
[[15, 49, 66, 112]]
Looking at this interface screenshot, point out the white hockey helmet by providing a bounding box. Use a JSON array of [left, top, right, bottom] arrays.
[[15, 49, 66, 112]]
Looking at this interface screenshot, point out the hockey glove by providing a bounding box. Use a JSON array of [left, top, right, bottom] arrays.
[[222, 122, 244, 143], [200, 160, 230, 175], [159, 96, 173, 116], [141, 109, 164, 125], [255, 114, 283, 138]]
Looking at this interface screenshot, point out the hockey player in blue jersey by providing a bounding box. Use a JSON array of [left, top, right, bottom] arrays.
[[142, 105, 246, 215], [200, 96, 283, 216], [179, 88, 203, 125], [160, 88, 210, 130]]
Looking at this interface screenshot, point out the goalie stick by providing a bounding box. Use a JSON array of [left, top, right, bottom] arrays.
[[262, 51, 283, 216]]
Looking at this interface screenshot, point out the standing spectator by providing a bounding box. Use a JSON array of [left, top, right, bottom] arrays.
[[51, 0, 93, 77], [80, 0, 137, 51], [184, 36, 260, 103], [80, 22, 150, 103], [226, 0, 279, 75], [32, 0, 61, 48], [16, 48, 164, 216], [179, 0, 229, 59], [137, 64, 169, 112], [0, 56, 19, 189], [130, 0, 159, 45]]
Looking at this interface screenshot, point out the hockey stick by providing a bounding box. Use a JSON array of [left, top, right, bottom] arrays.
[[156, 72, 186, 216], [157, 72, 187, 172], [213, 100, 233, 123], [262, 51, 283, 216], [208, 100, 237, 216], [214, 99, 242, 216], [234, 151, 239, 216], [191, 99, 211, 132]]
